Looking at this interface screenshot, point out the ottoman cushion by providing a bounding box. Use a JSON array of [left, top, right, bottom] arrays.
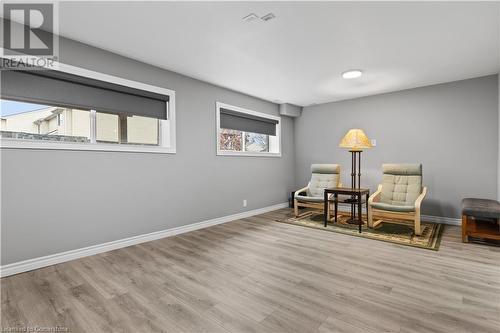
[[462, 198, 500, 219]]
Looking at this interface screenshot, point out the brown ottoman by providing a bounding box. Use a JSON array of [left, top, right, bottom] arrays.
[[461, 198, 500, 243]]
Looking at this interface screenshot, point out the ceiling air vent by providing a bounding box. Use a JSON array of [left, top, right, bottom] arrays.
[[261, 13, 276, 22]]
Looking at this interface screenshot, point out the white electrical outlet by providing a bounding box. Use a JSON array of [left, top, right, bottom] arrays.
[[371, 139, 377, 147], [243, 200, 247, 207]]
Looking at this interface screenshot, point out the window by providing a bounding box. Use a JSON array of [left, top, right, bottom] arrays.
[[0, 102, 166, 147], [0, 102, 91, 142], [95, 111, 160, 145], [216, 102, 281, 157], [0, 63, 176, 153], [245, 132, 269, 152], [219, 129, 270, 153]]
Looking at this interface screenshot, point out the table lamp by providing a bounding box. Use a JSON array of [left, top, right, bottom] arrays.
[[339, 129, 372, 189]]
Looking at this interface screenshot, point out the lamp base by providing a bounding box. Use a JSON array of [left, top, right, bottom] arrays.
[[345, 217, 366, 224]]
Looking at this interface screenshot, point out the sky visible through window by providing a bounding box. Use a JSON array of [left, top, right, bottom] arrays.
[[1, 99, 49, 116]]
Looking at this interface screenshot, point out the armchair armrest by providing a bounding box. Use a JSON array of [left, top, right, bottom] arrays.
[[294, 186, 308, 197], [415, 186, 427, 211], [368, 184, 383, 205]]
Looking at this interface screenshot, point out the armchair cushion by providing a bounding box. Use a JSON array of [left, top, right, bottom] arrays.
[[371, 202, 415, 213], [294, 194, 326, 203], [380, 164, 422, 206], [307, 164, 340, 197], [382, 164, 422, 176], [311, 164, 340, 174]]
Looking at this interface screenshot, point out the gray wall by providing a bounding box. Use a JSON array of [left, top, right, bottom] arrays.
[[295, 75, 499, 218], [1, 34, 498, 265], [1, 38, 296, 265], [498, 73, 500, 201]]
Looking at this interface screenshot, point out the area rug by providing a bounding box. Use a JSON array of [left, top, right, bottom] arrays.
[[276, 210, 444, 250]]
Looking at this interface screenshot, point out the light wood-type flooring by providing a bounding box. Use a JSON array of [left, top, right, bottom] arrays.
[[2, 208, 500, 332]]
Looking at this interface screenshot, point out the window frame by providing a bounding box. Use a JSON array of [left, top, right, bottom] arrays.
[[0, 62, 176, 154], [216, 102, 281, 157]]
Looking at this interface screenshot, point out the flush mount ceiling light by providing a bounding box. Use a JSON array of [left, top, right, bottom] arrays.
[[342, 70, 363, 79]]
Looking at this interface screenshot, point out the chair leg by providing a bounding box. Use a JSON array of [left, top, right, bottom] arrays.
[[462, 215, 468, 243], [326, 201, 330, 223], [414, 212, 422, 236], [294, 199, 299, 217], [368, 205, 373, 228]]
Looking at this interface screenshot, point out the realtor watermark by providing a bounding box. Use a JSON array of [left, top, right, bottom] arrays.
[[1, 1, 59, 70]]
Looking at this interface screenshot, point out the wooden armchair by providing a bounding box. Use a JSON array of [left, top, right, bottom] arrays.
[[368, 164, 427, 235], [294, 164, 341, 218]]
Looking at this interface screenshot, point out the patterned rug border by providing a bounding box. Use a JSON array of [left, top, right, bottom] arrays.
[[275, 213, 445, 251]]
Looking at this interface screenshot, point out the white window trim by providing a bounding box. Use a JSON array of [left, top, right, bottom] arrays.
[[216, 102, 281, 157], [0, 61, 176, 154]]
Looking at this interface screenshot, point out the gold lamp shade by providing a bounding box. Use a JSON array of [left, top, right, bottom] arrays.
[[339, 129, 372, 151]]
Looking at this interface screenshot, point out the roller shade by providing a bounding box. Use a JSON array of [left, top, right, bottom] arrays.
[[220, 108, 278, 136], [1, 69, 169, 119]]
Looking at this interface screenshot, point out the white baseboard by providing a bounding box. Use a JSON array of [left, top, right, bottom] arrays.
[[0, 202, 289, 278], [421, 214, 461, 226]]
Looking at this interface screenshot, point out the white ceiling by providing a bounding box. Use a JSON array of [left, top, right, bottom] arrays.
[[56, 1, 499, 106]]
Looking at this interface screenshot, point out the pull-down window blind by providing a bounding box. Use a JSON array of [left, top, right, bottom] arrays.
[[219, 107, 278, 136], [1, 69, 169, 119]]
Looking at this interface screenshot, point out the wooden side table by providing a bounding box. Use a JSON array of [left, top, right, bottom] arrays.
[[324, 188, 370, 233]]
